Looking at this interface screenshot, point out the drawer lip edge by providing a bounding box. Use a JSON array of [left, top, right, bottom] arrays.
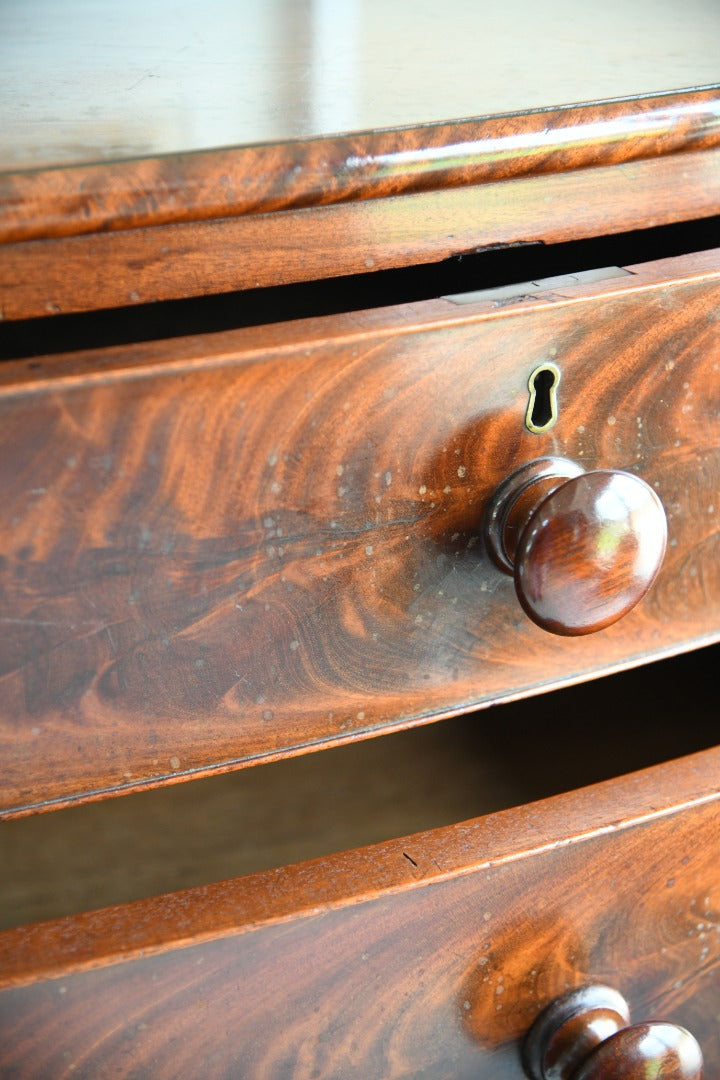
[[3, 149, 720, 321], [3, 241, 720, 394], [3, 87, 720, 246], [2, 742, 720, 991], [4, 630, 720, 823]]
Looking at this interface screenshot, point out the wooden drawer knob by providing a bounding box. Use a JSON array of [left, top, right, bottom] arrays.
[[523, 985, 703, 1079], [484, 457, 667, 635]]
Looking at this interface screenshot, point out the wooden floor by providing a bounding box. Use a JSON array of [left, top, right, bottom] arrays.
[[2, 644, 718, 930]]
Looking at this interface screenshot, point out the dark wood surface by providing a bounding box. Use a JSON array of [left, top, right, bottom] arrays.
[[3, 2, 718, 171], [4, 8, 718, 320], [1, 248, 719, 817], [2, 645, 717, 930], [4, 9, 719, 1073], [2, 747, 720, 1077], [3, 90, 720, 246], [3, 146, 720, 320]]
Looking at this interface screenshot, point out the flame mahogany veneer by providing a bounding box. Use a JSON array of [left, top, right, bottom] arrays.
[[2, 748, 720, 1076], [1, 249, 719, 817], [2, 53, 720, 1078], [2, 88, 720, 319]]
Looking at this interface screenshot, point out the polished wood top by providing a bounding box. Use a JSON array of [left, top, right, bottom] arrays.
[[2, 0, 719, 171]]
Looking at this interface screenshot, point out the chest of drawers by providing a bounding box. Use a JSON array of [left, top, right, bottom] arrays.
[[1, 3, 720, 1076]]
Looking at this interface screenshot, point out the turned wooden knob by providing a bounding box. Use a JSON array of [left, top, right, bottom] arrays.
[[523, 985, 703, 1079], [484, 457, 667, 635]]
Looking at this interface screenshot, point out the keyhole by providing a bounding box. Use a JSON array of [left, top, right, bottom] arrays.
[[526, 363, 560, 433]]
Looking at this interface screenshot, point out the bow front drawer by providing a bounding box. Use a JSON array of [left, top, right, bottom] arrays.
[[2, 247, 720, 816], [2, 708, 720, 1077]]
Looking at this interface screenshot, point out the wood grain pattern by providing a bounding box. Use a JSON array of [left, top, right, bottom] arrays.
[[2, 90, 719, 246], [3, 647, 718, 930], [1, 248, 719, 817], [3, 149, 720, 321], [2, 747, 720, 1078]]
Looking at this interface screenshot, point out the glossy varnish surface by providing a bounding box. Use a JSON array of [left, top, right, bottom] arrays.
[[2, 1, 719, 171], [2, 90, 719, 246], [2, 747, 720, 1077], [1, 249, 719, 816], [4, 147, 720, 320], [523, 985, 703, 1079], [513, 469, 668, 635]]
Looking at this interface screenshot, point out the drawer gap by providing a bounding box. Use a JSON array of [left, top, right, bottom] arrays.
[[1, 645, 717, 931], [2, 215, 718, 361]]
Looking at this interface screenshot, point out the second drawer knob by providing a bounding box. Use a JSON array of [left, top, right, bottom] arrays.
[[522, 984, 703, 1079]]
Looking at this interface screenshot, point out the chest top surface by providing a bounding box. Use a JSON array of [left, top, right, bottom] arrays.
[[2, 0, 719, 171]]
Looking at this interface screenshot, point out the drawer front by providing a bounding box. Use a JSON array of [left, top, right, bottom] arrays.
[[2, 749, 720, 1078], [1, 249, 720, 815]]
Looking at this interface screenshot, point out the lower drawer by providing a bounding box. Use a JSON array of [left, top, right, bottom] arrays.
[[1, 648, 719, 1078]]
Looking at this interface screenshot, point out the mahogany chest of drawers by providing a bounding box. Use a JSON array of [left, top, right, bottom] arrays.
[[1, 3, 720, 1076]]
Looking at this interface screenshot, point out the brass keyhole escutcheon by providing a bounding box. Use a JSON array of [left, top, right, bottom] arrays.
[[526, 363, 560, 433]]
